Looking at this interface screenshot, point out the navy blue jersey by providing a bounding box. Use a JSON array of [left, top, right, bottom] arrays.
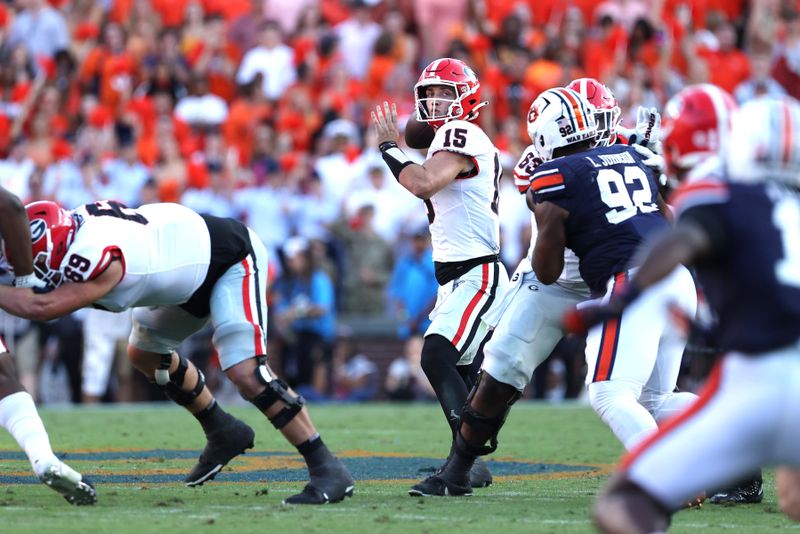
[[531, 144, 669, 293], [673, 180, 800, 354]]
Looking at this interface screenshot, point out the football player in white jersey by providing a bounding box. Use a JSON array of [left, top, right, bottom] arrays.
[[0, 187, 96, 505], [371, 57, 509, 494], [0, 200, 353, 505]]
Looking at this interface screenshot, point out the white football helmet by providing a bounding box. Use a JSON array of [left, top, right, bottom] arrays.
[[726, 96, 800, 188], [527, 87, 599, 162]]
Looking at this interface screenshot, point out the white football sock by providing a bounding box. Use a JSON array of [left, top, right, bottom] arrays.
[[0, 392, 58, 477]]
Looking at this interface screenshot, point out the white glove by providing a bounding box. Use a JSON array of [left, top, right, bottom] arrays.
[[13, 273, 47, 289], [622, 106, 662, 153], [631, 144, 667, 186]]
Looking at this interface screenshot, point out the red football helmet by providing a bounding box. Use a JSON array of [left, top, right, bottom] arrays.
[[566, 78, 621, 146], [414, 58, 487, 129], [26, 201, 75, 288], [661, 83, 737, 177]]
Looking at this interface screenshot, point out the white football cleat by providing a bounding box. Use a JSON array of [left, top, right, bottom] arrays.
[[38, 459, 97, 505]]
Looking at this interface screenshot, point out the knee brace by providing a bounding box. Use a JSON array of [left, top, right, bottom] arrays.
[[457, 371, 521, 456], [154, 353, 206, 406], [249, 362, 305, 429]]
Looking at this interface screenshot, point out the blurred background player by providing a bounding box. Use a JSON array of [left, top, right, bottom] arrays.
[[372, 57, 508, 493], [579, 95, 800, 533], [0, 186, 95, 505], [662, 83, 738, 187], [659, 82, 763, 505], [81, 308, 133, 403], [0, 199, 353, 505]]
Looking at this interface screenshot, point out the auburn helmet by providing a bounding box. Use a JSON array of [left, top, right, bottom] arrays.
[[526, 87, 598, 162], [661, 84, 737, 177], [566, 78, 621, 146], [726, 95, 800, 188], [414, 58, 487, 129], [26, 201, 75, 288]]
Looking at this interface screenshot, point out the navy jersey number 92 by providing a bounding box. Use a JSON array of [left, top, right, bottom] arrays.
[[530, 144, 669, 294]]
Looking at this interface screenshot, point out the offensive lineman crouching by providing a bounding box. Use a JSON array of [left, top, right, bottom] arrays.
[[0, 200, 353, 504]]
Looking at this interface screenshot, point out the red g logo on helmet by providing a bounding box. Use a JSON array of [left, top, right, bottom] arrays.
[[414, 58, 488, 129], [29, 218, 47, 245], [25, 201, 76, 288]]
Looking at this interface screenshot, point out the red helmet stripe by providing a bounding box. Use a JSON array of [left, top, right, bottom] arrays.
[[426, 58, 443, 78]]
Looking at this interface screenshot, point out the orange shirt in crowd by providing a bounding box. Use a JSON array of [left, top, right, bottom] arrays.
[[698, 46, 750, 93], [201, 0, 250, 21], [482, 65, 512, 122], [320, 0, 351, 26], [662, 0, 747, 30], [365, 55, 396, 100], [523, 59, 563, 102], [108, 0, 132, 25], [137, 134, 159, 167], [184, 41, 242, 103], [151, 0, 191, 28], [223, 98, 273, 165], [582, 24, 627, 80], [79, 47, 138, 112]]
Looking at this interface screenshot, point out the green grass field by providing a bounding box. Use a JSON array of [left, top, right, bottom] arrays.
[[0, 401, 794, 533]]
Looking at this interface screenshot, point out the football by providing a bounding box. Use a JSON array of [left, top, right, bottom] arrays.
[[404, 115, 436, 149]]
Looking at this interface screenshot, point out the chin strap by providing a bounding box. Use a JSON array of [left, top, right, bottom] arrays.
[[465, 101, 489, 121]]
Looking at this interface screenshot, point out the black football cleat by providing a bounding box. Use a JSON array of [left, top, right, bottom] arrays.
[[709, 476, 764, 505], [283, 458, 354, 505], [185, 418, 255, 487], [409, 473, 473, 497], [469, 458, 493, 488]]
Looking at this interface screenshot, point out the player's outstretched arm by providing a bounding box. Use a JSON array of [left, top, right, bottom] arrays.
[[372, 101, 469, 199], [0, 260, 123, 322]]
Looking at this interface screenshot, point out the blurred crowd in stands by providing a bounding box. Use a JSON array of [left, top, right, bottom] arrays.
[[0, 0, 797, 405]]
